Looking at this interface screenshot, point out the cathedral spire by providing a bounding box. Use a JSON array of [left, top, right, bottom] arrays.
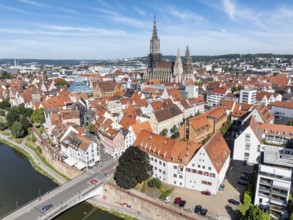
[[184, 46, 193, 81], [152, 16, 158, 39], [174, 47, 183, 83]]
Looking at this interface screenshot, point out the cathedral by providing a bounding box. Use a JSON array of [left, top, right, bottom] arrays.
[[144, 17, 194, 83]]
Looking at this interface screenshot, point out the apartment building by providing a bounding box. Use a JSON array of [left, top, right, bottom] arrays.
[[233, 116, 293, 164], [134, 130, 230, 195], [270, 101, 293, 125], [255, 145, 292, 219], [239, 89, 256, 105], [206, 88, 228, 106]]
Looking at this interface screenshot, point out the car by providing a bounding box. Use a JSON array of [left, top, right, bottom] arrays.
[[179, 200, 186, 207], [238, 179, 249, 186], [165, 195, 172, 203], [194, 205, 202, 214], [241, 173, 250, 178], [219, 184, 225, 191], [228, 199, 240, 206], [201, 190, 211, 196], [242, 170, 251, 175], [174, 197, 182, 205], [42, 204, 53, 212], [240, 175, 249, 181], [200, 208, 208, 216]]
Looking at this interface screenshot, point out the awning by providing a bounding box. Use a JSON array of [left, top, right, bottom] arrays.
[[64, 158, 77, 166], [74, 162, 86, 170]]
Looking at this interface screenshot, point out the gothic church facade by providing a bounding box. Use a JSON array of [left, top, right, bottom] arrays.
[[144, 17, 194, 83]]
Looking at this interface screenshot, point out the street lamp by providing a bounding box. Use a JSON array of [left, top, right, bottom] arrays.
[[38, 189, 41, 197], [16, 201, 18, 209]]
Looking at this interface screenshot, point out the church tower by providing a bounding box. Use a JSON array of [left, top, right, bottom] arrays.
[[146, 16, 162, 80], [183, 46, 194, 81], [174, 48, 183, 83]]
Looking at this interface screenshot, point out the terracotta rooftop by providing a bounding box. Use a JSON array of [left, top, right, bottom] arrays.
[[134, 130, 202, 165], [203, 131, 230, 173], [154, 104, 183, 122], [270, 101, 293, 109]]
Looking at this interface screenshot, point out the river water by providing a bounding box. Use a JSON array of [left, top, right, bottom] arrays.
[[0, 142, 122, 220]]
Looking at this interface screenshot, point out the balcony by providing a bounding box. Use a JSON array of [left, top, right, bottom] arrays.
[[258, 192, 270, 198], [259, 186, 271, 193], [270, 204, 286, 214], [271, 189, 288, 198], [270, 197, 287, 207], [259, 172, 291, 181], [260, 179, 272, 186]]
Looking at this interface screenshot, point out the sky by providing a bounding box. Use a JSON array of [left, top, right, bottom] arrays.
[[1, 0, 293, 59]]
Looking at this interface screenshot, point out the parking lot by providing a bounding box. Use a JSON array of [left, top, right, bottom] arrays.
[[168, 160, 253, 220]]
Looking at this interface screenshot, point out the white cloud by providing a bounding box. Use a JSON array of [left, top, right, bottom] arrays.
[[18, 0, 79, 14], [222, 0, 236, 20], [134, 7, 146, 16], [0, 4, 30, 14]]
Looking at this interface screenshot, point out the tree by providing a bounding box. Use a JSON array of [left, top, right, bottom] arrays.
[[114, 146, 153, 189], [6, 109, 20, 128], [11, 121, 24, 138], [20, 116, 30, 131], [243, 205, 262, 220], [0, 98, 10, 109], [160, 129, 168, 136], [148, 178, 162, 188], [89, 124, 95, 133], [288, 120, 293, 126], [56, 80, 68, 86], [30, 108, 45, 124], [0, 122, 7, 131]]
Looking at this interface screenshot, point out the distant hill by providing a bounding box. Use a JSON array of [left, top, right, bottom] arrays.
[[0, 59, 97, 66], [1, 53, 293, 66]]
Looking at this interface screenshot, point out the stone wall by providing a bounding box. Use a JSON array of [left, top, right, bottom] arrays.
[[103, 182, 198, 220]]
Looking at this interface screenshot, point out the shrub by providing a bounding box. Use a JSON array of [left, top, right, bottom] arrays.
[[243, 191, 252, 206], [0, 110, 5, 116], [160, 189, 172, 200], [32, 134, 37, 143], [0, 122, 7, 131]]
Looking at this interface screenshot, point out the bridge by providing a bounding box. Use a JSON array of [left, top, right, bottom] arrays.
[[3, 159, 118, 220]]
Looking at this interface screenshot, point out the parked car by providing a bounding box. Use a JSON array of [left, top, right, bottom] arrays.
[[228, 199, 240, 206], [240, 175, 249, 181], [174, 197, 182, 205], [194, 205, 202, 214], [242, 170, 251, 175], [219, 184, 225, 191], [237, 179, 249, 186], [201, 208, 208, 216], [201, 190, 211, 196], [179, 200, 186, 207], [165, 196, 172, 203], [42, 204, 53, 212]]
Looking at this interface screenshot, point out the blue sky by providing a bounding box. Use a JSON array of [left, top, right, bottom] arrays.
[[1, 0, 293, 59]]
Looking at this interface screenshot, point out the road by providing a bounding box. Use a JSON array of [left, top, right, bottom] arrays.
[[3, 158, 118, 220]]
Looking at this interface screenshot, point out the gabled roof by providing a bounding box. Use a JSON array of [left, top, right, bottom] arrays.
[[134, 130, 201, 165], [270, 76, 289, 88], [212, 88, 227, 95], [270, 101, 293, 109], [166, 88, 181, 101], [203, 131, 230, 173], [219, 100, 235, 111], [131, 121, 152, 137], [255, 104, 273, 123], [119, 115, 137, 130], [154, 104, 183, 122]]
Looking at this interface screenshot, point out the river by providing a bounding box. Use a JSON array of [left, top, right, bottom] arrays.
[[0, 142, 122, 220]]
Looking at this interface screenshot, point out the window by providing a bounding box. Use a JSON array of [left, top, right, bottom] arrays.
[[163, 171, 165, 174], [203, 166, 205, 169], [208, 167, 211, 170], [186, 168, 191, 172], [155, 167, 157, 170], [210, 173, 215, 178], [159, 169, 161, 173], [198, 165, 201, 168], [151, 158, 153, 161], [179, 175, 183, 179], [155, 159, 157, 162], [159, 161, 162, 165], [173, 174, 177, 178], [192, 169, 197, 173], [201, 180, 212, 185], [180, 167, 183, 172], [174, 181, 176, 184], [245, 143, 250, 151], [174, 165, 177, 169], [180, 182, 182, 186], [192, 163, 195, 167], [245, 134, 250, 141], [204, 172, 209, 176], [198, 171, 202, 175], [244, 152, 249, 160], [163, 163, 166, 166]]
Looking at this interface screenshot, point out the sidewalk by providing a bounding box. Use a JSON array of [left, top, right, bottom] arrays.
[[0, 134, 67, 184]]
